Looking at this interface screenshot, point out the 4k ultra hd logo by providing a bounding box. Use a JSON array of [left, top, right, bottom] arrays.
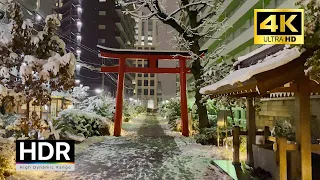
[[16, 140, 75, 171], [254, 9, 304, 44]]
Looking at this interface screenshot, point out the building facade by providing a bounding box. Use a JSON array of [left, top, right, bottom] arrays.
[[185, 0, 296, 103], [133, 12, 162, 108], [54, 0, 136, 96]]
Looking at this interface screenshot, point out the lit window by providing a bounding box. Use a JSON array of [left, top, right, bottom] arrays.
[[98, 25, 106, 29], [98, 39, 106, 44], [99, 11, 106, 15]]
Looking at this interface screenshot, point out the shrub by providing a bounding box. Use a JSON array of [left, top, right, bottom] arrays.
[[272, 117, 295, 141], [79, 95, 115, 120], [57, 109, 113, 139], [0, 137, 15, 179], [194, 127, 218, 145]]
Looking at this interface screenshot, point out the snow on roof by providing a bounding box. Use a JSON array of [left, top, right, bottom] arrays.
[[97, 45, 190, 54], [233, 45, 275, 67], [200, 47, 302, 94]]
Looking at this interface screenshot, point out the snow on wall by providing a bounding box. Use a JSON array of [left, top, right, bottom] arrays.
[[200, 47, 302, 94]]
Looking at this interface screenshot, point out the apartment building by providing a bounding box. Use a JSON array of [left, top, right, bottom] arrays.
[[54, 0, 136, 96], [185, 0, 296, 103], [133, 11, 162, 108]]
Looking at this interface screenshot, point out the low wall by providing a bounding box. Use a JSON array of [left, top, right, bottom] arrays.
[[253, 144, 279, 179]]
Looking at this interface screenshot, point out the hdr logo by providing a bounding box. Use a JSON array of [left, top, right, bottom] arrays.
[[16, 140, 75, 171], [254, 9, 304, 44]]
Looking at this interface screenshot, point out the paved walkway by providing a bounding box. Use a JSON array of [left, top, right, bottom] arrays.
[[10, 115, 230, 180]]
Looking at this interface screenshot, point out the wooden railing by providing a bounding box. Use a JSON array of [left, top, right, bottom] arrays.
[[232, 126, 320, 180]]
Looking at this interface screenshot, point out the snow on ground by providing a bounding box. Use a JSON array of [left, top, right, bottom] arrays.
[[8, 115, 230, 180]]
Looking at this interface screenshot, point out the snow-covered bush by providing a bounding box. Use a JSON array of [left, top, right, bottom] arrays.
[[194, 127, 218, 145], [160, 98, 181, 130], [79, 94, 115, 120], [135, 105, 146, 115], [0, 137, 15, 179], [57, 109, 113, 138], [271, 117, 295, 141], [122, 100, 138, 122], [0, 1, 75, 137]]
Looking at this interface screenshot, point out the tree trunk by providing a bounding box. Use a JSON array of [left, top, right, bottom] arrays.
[[190, 42, 209, 129]]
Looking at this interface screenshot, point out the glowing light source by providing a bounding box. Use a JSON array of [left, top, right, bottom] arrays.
[[36, 14, 42, 21], [76, 49, 81, 54], [75, 79, 80, 84], [76, 64, 81, 69], [95, 88, 102, 94], [76, 35, 82, 41], [129, 98, 133, 101], [77, 21, 82, 26], [77, 7, 82, 13]]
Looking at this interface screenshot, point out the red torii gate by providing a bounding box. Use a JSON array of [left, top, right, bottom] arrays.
[[98, 45, 196, 137]]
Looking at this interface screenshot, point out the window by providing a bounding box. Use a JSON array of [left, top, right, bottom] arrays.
[[138, 74, 142, 77], [98, 39, 105, 44], [98, 25, 106, 29], [138, 80, 142, 86], [150, 80, 154, 86], [150, 89, 154, 95], [137, 89, 142, 95], [144, 74, 148, 77], [99, 11, 106, 15], [151, 47, 155, 50], [144, 80, 148, 86], [144, 89, 148, 95], [150, 74, 155, 77], [138, 64, 142, 67]]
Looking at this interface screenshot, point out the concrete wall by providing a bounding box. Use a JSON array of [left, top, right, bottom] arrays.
[[256, 96, 320, 130]]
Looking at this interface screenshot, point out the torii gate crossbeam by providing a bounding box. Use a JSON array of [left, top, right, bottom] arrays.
[[98, 45, 194, 137]]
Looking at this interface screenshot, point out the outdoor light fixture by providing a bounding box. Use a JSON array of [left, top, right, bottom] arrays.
[[75, 79, 80, 84], [36, 14, 42, 21], [77, 7, 82, 13], [77, 21, 82, 26], [95, 88, 102, 94], [76, 49, 81, 54], [76, 35, 82, 41]]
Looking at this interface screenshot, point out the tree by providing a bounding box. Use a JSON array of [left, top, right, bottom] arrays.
[[119, 0, 226, 129], [296, 0, 320, 82], [0, 1, 75, 136]]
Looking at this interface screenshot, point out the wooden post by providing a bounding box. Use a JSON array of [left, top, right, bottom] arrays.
[[263, 126, 271, 144], [114, 57, 126, 136], [277, 137, 287, 180], [295, 78, 312, 180], [246, 97, 256, 167], [179, 58, 189, 137], [233, 126, 240, 165]]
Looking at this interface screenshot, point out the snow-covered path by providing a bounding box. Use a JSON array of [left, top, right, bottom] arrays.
[[62, 115, 230, 180], [10, 115, 231, 180]]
